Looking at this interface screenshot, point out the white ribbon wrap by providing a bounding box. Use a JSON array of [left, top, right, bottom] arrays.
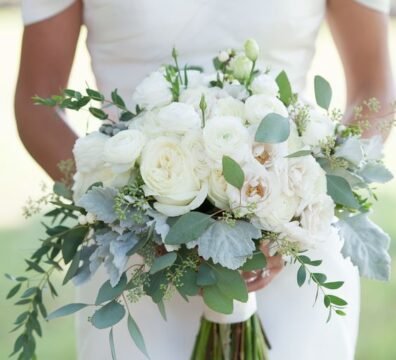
[[203, 292, 257, 324]]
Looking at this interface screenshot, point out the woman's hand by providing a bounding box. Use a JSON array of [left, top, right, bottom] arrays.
[[243, 243, 284, 292]]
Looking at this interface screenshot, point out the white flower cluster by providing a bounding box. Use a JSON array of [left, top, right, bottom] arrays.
[[72, 40, 339, 250]]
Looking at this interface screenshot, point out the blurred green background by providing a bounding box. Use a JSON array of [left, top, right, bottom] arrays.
[[0, 5, 395, 360]]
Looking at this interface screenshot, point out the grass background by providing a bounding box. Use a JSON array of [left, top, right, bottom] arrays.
[[0, 6, 395, 359]]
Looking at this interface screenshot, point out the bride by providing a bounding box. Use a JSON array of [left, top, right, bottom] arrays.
[[15, 1, 394, 359]]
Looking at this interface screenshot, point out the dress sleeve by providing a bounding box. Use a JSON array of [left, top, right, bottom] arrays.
[[353, 0, 391, 13], [21, 0, 76, 25]]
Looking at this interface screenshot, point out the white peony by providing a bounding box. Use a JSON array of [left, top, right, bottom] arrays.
[[208, 169, 229, 210], [203, 116, 250, 166], [181, 131, 211, 180], [301, 108, 335, 147], [156, 102, 201, 134], [211, 97, 246, 119], [245, 94, 288, 125], [250, 74, 279, 97], [73, 131, 108, 173], [132, 71, 172, 110], [140, 137, 208, 216], [103, 129, 146, 173]]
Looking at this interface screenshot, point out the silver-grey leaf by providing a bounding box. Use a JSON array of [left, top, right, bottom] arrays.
[[337, 214, 391, 281], [197, 221, 260, 270], [334, 137, 364, 167], [358, 162, 393, 184], [77, 187, 118, 224]]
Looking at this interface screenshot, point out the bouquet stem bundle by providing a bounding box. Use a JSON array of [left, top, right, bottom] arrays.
[[191, 314, 270, 360]]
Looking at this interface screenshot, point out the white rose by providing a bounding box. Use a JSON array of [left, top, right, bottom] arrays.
[[300, 194, 335, 240], [140, 137, 208, 216], [132, 71, 172, 110], [179, 86, 227, 114], [229, 54, 253, 82], [73, 131, 108, 173], [245, 94, 288, 125], [181, 131, 211, 180], [203, 116, 250, 166], [250, 74, 279, 97], [301, 108, 335, 147], [211, 97, 245, 119], [156, 102, 201, 134], [103, 129, 146, 173], [208, 169, 229, 210], [286, 156, 327, 213]]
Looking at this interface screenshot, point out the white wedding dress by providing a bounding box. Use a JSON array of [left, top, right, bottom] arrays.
[[22, 1, 390, 359]]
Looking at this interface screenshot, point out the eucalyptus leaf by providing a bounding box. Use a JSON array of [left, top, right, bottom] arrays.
[[47, 303, 89, 321], [109, 328, 117, 360], [197, 221, 259, 270], [240, 252, 267, 272], [202, 286, 233, 314], [255, 113, 290, 144], [297, 265, 306, 287], [285, 150, 311, 158], [222, 156, 245, 190], [127, 315, 150, 359], [177, 268, 200, 296], [326, 175, 360, 209], [164, 212, 213, 245], [150, 253, 177, 275], [77, 187, 118, 223], [210, 264, 248, 302], [91, 301, 126, 329], [53, 182, 73, 200], [196, 263, 217, 287], [96, 273, 127, 305], [314, 75, 332, 110], [337, 214, 391, 280]]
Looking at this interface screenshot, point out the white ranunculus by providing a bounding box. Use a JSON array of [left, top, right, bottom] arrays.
[[286, 156, 327, 213], [181, 131, 211, 180], [211, 97, 246, 119], [132, 71, 172, 110], [203, 116, 250, 166], [103, 129, 146, 173], [245, 94, 288, 125], [301, 108, 335, 147], [156, 102, 201, 134], [73, 131, 108, 173], [179, 86, 227, 114], [140, 137, 207, 216], [208, 169, 229, 210], [229, 54, 253, 82], [250, 74, 279, 97]]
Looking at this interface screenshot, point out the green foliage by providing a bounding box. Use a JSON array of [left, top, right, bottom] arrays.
[[61, 226, 89, 264], [149, 253, 177, 275], [46, 303, 89, 321], [314, 75, 332, 110], [285, 150, 311, 158], [164, 212, 213, 245], [240, 252, 267, 272], [196, 263, 217, 287], [96, 273, 128, 305], [326, 174, 360, 209], [222, 156, 245, 190], [111, 89, 126, 109], [91, 301, 126, 329], [275, 70, 293, 106], [109, 328, 117, 360], [127, 315, 150, 359], [255, 113, 290, 144]]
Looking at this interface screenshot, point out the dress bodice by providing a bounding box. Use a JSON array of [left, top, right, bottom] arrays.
[[22, 0, 390, 101]]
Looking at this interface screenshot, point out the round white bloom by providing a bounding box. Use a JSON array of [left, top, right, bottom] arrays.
[[156, 102, 201, 134], [245, 94, 288, 125], [244, 39, 260, 62], [211, 97, 245, 119], [223, 82, 249, 100], [301, 108, 335, 147], [218, 51, 230, 63], [286, 156, 327, 213], [86, 212, 97, 224], [73, 131, 108, 173], [103, 129, 146, 173], [208, 169, 229, 210], [229, 54, 253, 82], [280, 221, 315, 249], [203, 116, 250, 166], [179, 86, 227, 114], [288, 121, 304, 154], [181, 131, 211, 180], [140, 137, 208, 216], [78, 214, 87, 225], [250, 74, 279, 97], [132, 71, 172, 110]]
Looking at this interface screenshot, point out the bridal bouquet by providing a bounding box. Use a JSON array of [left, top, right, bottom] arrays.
[[7, 39, 392, 360]]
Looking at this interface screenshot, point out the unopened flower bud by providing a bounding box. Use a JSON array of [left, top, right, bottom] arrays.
[[218, 51, 229, 63], [244, 39, 260, 62], [78, 214, 87, 225], [86, 212, 96, 224]]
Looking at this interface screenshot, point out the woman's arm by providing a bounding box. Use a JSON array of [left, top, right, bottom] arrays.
[[15, 0, 82, 181], [327, 0, 395, 139]]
